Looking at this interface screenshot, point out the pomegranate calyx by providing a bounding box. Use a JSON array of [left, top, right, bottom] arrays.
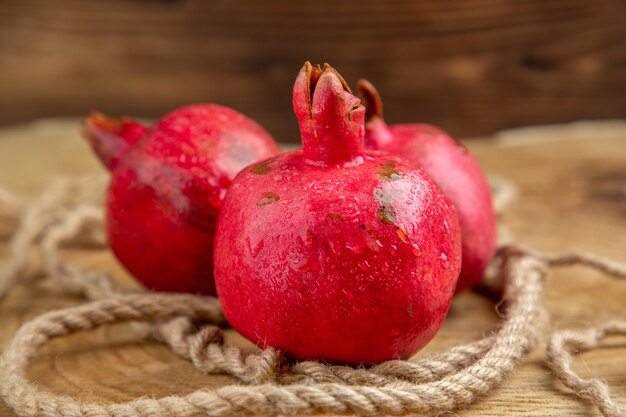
[[356, 79, 384, 122], [294, 62, 366, 165], [82, 112, 148, 170]]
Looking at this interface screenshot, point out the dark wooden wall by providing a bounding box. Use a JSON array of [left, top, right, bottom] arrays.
[[1, 0, 625, 142]]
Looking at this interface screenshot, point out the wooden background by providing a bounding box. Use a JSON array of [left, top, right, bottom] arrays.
[[1, 0, 625, 142]]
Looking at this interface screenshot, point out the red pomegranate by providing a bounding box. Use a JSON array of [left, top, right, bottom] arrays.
[[82, 105, 280, 295], [358, 80, 497, 293], [214, 63, 461, 364]]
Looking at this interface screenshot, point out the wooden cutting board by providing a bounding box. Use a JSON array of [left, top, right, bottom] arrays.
[[0, 119, 625, 416]]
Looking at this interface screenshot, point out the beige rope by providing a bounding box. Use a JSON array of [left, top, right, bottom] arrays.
[[38, 204, 114, 299], [0, 251, 546, 417], [532, 250, 626, 278], [0, 177, 625, 417], [547, 321, 626, 417], [0, 176, 106, 300], [155, 317, 499, 387]]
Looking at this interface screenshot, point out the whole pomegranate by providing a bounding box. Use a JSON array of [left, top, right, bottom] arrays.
[[358, 80, 497, 293], [214, 63, 461, 365], [82, 105, 280, 295]]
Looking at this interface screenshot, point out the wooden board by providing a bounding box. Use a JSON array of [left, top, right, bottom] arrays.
[[1, 0, 626, 141], [0, 119, 625, 416]]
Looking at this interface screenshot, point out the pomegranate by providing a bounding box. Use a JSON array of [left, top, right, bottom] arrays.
[[358, 80, 497, 293], [82, 105, 280, 295], [214, 63, 461, 364]]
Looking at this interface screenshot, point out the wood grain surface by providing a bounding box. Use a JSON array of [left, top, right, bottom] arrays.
[[1, 0, 625, 141], [0, 119, 625, 416]]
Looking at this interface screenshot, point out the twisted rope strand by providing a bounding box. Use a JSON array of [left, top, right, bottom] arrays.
[[0, 176, 106, 300], [538, 251, 626, 279], [38, 205, 115, 299], [0, 252, 546, 417], [547, 321, 626, 417], [158, 314, 496, 387]]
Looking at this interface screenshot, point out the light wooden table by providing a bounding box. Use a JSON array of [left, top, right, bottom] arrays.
[[0, 119, 625, 416]]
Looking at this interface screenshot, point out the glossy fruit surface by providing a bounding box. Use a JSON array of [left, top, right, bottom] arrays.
[[83, 105, 280, 294], [359, 80, 497, 292], [214, 63, 461, 364]]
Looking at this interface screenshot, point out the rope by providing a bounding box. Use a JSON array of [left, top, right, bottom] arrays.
[[0, 251, 545, 416], [547, 321, 626, 417]]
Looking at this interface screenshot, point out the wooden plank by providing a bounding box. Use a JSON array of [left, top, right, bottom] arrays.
[[0, 119, 625, 416], [0, 0, 625, 141]]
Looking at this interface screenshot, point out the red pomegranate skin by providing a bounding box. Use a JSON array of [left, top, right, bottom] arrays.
[[358, 81, 497, 293], [82, 105, 280, 295], [214, 63, 461, 365]]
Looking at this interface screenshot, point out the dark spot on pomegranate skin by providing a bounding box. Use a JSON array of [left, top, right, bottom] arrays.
[[395, 227, 409, 243], [257, 192, 280, 206], [327, 213, 344, 223], [379, 161, 403, 181], [359, 224, 366, 230], [407, 304, 414, 318], [377, 204, 397, 225], [251, 160, 272, 174]]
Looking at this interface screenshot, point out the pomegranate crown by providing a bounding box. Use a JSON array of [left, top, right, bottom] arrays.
[[293, 62, 366, 164], [356, 79, 384, 122], [82, 112, 148, 170]]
